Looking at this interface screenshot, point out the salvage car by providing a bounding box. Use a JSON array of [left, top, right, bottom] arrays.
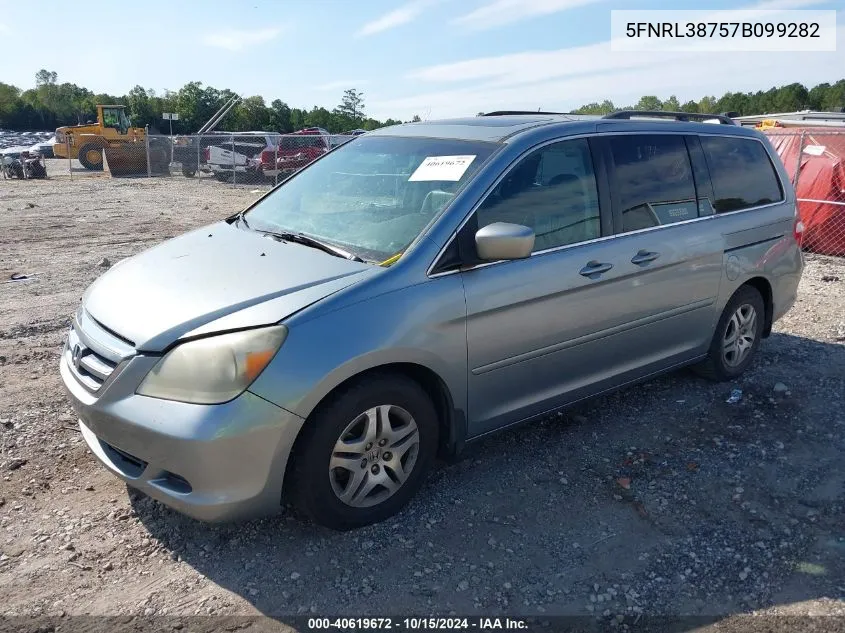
[[205, 132, 281, 183], [259, 128, 333, 181], [61, 111, 803, 530]]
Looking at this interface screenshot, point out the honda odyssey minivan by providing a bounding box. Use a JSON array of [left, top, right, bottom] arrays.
[[60, 111, 803, 530]]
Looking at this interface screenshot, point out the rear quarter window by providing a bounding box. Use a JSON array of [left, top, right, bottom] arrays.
[[700, 136, 784, 213], [608, 134, 700, 232]]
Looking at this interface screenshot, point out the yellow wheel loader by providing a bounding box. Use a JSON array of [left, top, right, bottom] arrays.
[[53, 105, 171, 175]]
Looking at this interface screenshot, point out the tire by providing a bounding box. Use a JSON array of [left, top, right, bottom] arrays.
[[181, 164, 197, 177], [77, 143, 103, 171], [693, 285, 765, 382], [28, 162, 47, 179], [148, 141, 171, 174], [288, 374, 439, 530]]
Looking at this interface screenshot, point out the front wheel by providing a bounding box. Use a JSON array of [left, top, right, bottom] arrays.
[[693, 285, 765, 381], [78, 143, 103, 171], [288, 374, 438, 530]]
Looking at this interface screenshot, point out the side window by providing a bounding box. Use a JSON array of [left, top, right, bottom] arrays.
[[700, 136, 784, 213], [476, 139, 601, 253], [609, 135, 699, 232]]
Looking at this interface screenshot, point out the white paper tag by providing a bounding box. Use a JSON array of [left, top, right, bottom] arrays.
[[408, 155, 476, 182], [803, 144, 826, 156]]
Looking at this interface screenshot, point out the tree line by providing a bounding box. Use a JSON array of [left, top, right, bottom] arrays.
[[0, 71, 404, 133], [1, 70, 843, 133], [572, 80, 845, 116]]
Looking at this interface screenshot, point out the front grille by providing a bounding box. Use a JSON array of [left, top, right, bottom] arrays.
[[64, 309, 135, 392], [65, 327, 117, 390]]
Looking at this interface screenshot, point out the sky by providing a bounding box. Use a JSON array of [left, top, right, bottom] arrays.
[[0, 0, 842, 123]]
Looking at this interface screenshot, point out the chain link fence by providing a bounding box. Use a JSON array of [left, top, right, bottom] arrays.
[[764, 129, 845, 257], [50, 131, 356, 185], [149, 131, 356, 187]]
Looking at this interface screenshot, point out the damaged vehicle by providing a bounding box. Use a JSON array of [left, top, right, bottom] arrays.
[[61, 112, 803, 530], [2, 148, 47, 179]]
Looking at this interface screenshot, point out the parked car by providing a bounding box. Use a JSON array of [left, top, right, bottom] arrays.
[[259, 128, 332, 180], [173, 132, 239, 177], [60, 111, 803, 530], [205, 132, 281, 183], [1, 145, 31, 160], [30, 135, 56, 158]]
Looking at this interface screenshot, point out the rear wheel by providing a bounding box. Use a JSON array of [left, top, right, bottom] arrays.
[[288, 374, 438, 530], [181, 164, 197, 177], [78, 143, 103, 171], [693, 285, 765, 381]]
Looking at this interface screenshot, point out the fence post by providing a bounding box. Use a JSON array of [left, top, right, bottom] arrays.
[[792, 130, 805, 188], [145, 125, 151, 178], [66, 137, 72, 180], [232, 135, 236, 188], [197, 134, 202, 182], [275, 137, 279, 187]]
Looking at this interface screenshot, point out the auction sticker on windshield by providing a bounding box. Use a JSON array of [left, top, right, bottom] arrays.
[[409, 155, 476, 182]]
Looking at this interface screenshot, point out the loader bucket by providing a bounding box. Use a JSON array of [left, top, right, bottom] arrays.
[[102, 139, 172, 177]]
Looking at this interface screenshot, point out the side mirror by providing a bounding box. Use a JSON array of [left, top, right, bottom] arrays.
[[475, 222, 535, 261]]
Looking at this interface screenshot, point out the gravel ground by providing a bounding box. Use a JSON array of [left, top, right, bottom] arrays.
[[1, 166, 844, 631]]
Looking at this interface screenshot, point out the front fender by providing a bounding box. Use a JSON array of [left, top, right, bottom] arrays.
[[248, 273, 469, 424]]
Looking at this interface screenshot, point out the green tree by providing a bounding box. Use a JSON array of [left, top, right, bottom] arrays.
[[126, 86, 156, 128], [574, 100, 615, 114], [663, 95, 680, 111], [698, 96, 718, 113], [820, 80, 845, 110], [269, 99, 292, 132], [334, 89, 365, 121], [635, 95, 663, 111]]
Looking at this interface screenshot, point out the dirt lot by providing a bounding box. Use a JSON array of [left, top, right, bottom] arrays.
[[1, 168, 844, 631]]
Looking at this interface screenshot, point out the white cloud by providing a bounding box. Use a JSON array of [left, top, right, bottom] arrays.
[[356, 0, 439, 37], [202, 27, 282, 52], [453, 0, 605, 30], [316, 80, 370, 92], [369, 24, 844, 121]]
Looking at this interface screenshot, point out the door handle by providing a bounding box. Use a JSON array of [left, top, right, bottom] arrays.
[[631, 250, 660, 265], [579, 260, 613, 277]]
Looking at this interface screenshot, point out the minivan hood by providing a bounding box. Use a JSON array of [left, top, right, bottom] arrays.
[[83, 221, 372, 352]]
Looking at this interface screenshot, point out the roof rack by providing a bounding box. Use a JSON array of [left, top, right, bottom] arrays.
[[602, 110, 737, 125], [481, 110, 569, 116]]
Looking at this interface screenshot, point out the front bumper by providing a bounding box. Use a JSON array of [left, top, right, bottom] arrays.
[[60, 329, 305, 522]]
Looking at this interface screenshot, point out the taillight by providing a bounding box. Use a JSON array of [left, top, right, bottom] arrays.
[[793, 205, 804, 244], [203, 148, 210, 161], [794, 218, 805, 244]]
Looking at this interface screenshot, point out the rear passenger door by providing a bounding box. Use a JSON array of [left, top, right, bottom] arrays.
[[594, 131, 725, 366]]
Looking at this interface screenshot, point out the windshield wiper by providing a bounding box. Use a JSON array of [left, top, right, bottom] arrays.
[[262, 230, 365, 263]]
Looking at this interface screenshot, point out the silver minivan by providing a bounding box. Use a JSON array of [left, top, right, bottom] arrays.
[[60, 111, 804, 530]]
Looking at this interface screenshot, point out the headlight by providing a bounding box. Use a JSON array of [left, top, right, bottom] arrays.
[[137, 326, 287, 404]]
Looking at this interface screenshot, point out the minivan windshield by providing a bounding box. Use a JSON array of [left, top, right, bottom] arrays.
[[243, 135, 497, 262]]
